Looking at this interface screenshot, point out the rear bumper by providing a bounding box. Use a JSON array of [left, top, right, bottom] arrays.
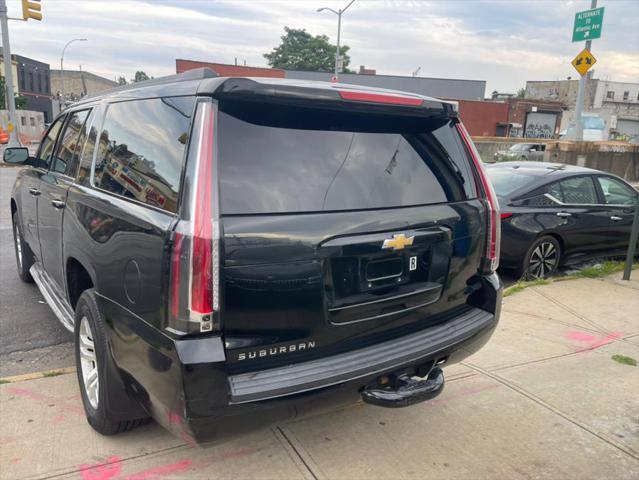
[[103, 273, 502, 444], [228, 307, 494, 404]]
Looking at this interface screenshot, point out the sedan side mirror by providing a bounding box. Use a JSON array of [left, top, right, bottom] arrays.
[[3, 147, 31, 165]]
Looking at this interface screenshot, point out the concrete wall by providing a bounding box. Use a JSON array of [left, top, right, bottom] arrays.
[[525, 78, 597, 109], [50, 70, 118, 101], [1, 109, 45, 144], [473, 137, 639, 182], [284, 70, 486, 101]]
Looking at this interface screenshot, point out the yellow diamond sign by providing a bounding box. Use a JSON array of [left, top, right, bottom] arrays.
[[571, 48, 597, 76]]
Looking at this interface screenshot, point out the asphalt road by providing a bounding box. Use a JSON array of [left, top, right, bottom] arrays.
[[0, 167, 73, 376]]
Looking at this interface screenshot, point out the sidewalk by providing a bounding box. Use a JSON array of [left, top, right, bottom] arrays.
[[1, 274, 638, 479]]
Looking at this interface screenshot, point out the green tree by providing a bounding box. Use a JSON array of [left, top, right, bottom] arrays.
[[264, 27, 352, 72], [117, 76, 127, 85], [132, 71, 151, 83], [0, 76, 28, 110], [516, 88, 526, 98]]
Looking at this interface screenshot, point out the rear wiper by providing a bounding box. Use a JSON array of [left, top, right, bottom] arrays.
[[445, 153, 466, 185]]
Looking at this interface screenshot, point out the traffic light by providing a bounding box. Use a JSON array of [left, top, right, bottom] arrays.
[[22, 0, 42, 21]]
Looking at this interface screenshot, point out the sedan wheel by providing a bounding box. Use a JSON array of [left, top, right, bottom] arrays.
[[79, 316, 100, 409], [526, 238, 559, 279]]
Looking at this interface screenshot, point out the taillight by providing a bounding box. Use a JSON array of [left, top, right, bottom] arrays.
[[456, 123, 501, 274], [168, 100, 220, 334], [500, 212, 513, 220], [337, 90, 424, 106]]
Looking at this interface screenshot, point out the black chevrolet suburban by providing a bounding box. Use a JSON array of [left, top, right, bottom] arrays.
[[6, 68, 502, 442]]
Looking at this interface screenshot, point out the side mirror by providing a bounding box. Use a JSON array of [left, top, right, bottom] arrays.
[[3, 147, 30, 165]]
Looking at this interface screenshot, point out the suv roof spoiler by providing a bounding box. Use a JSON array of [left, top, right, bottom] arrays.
[[207, 77, 457, 118]]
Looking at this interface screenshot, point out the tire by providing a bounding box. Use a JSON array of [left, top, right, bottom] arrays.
[[12, 212, 34, 283], [518, 236, 561, 280], [74, 289, 145, 435]]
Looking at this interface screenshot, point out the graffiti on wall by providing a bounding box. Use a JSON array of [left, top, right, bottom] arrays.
[[525, 123, 554, 139]]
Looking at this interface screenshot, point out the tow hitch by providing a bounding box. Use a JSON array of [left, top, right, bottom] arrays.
[[361, 367, 444, 408]]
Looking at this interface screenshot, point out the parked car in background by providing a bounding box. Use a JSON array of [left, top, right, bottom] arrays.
[[6, 69, 502, 443], [493, 143, 546, 163], [486, 161, 639, 279]]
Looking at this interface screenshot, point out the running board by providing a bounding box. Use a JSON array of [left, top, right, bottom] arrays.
[[30, 263, 75, 333]]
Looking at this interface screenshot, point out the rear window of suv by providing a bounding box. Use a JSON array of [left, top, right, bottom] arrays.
[[218, 110, 476, 214]]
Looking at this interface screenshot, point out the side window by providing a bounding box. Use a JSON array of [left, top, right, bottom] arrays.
[[37, 116, 65, 170], [597, 177, 638, 205], [93, 97, 194, 213], [558, 176, 598, 205], [546, 182, 563, 202], [77, 109, 99, 186], [51, 109, 90, 176]]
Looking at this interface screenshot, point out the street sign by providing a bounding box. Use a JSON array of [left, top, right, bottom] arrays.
[[571, 48, 597, 76], [572, 7, 604, 42]]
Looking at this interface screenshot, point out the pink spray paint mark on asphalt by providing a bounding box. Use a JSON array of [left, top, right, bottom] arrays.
[[566, 330, 622, 352], [79, 456, 122, 480], [7, 386, 85, 416]]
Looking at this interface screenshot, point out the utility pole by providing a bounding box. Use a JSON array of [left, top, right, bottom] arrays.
[[317, 0, 355, 82], [573, 0, 597, 141], [60, 38, 87, 110], [0, 0, 20, 146]]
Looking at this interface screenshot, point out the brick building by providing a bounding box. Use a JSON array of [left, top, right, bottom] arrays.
[[456, 100, 509, 136], [176, 59, 285, 78]]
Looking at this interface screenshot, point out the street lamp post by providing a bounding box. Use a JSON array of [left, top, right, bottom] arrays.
[[317, 0, 355, 81], [60, 38, 87, 108]]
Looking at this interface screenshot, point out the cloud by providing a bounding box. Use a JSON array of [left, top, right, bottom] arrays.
[[5, 0, 638, 93]]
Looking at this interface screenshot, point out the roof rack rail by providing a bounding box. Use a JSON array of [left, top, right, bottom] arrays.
[[107, 67, 218, 93]]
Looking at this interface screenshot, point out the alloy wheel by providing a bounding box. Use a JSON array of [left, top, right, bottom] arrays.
[[79, 317, 99, 409], [527, 241, 558, 279]]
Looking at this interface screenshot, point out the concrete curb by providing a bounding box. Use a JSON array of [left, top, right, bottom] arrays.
[[0, 366, 75, 384]]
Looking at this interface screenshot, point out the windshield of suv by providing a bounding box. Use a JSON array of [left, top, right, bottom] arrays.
[[486, 168, 537, 197], [218, 108, 477, 214], [509, 144, 530, 152]]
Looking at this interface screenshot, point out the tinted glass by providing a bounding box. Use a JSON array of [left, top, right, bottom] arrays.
[[557, 176, 597, 204], [77, 111, 98, 186], [52, 109, 90, 176], [486, 168, 537, 197], [37, 117, 64, 170], [93, 97, 194, 213], [546, 182, 563, 201], [219, 112, 473, 214], [597, 177, 638, 205]]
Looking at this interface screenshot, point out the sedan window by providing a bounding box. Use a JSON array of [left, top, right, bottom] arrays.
[[556, 176, 598, 205], [597, 177, 638, 205]]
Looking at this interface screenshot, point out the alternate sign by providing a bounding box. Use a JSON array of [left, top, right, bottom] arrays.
[[571, 48, 597, 76], [572, 7, 604, 42]]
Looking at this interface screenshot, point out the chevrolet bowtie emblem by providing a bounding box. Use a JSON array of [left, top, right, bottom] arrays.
[[381, 234, 414, 251]]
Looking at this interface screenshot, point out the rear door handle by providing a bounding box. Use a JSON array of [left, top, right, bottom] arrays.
[[556, 212, 572, 217], [51, 200, 66, 210], [610, 216, 623, 221], [29, 187, 41, 196]]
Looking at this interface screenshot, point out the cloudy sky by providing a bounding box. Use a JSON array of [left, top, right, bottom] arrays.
[[6, 0, 639, 95]]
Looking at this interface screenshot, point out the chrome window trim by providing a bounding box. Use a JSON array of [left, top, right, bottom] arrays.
[[543, 192, 635, 209]]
